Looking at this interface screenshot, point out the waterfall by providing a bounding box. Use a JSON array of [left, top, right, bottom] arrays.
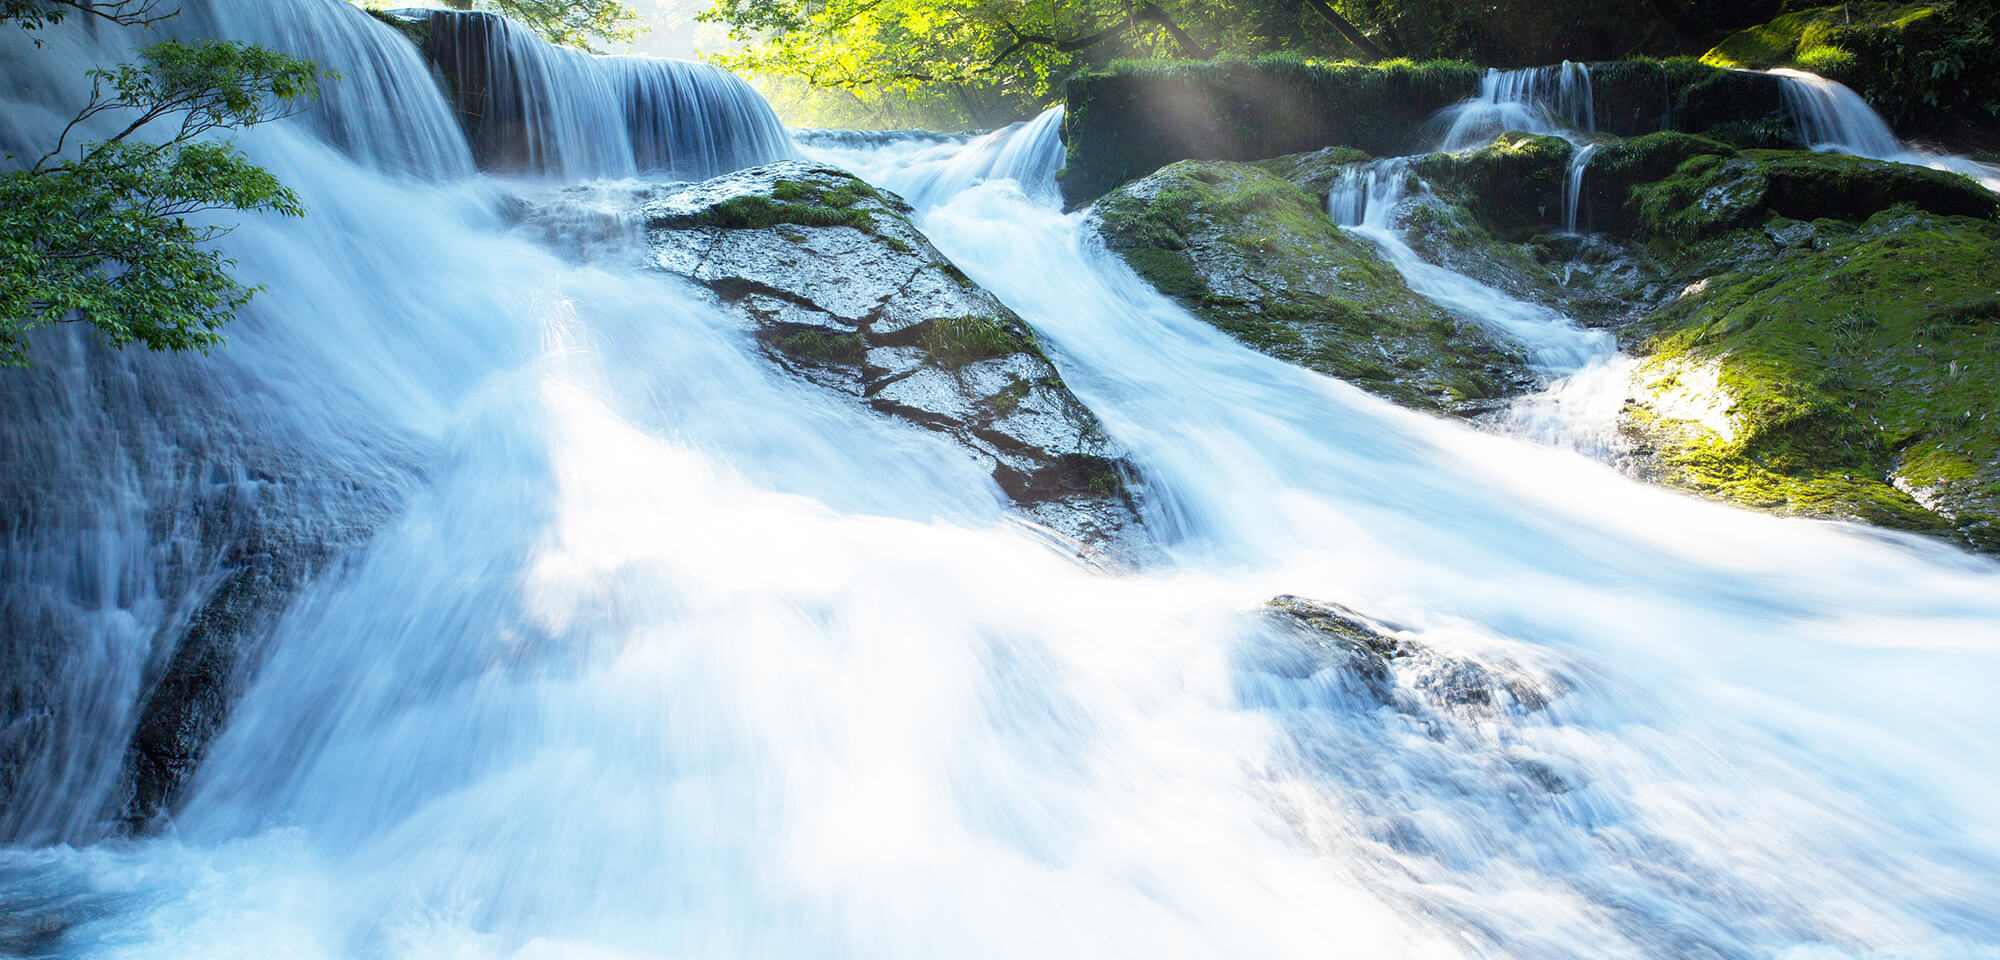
[[799, 106, 1066, 211], [1328, 160, 1611, 371], [1435, 61, 1594, 153], [1772, 67, 2000, 192], [1562, 141, 1600, 234], [3, 5, 2000, 957], [423, 10, 795, 179]]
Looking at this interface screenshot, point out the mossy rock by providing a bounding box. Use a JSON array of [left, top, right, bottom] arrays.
[[1256, 145, 1372, 195], [1701, 1, 2000, 152], [1581, 132, 1738, 233], [1415, 132, 1575, 236], [1624, 207, 2000, 551], [369, 9, 433, 51], [1058, 57, 1481, 206], [1087, 159, 1532, 413], [1628, 148, 1996, 245]]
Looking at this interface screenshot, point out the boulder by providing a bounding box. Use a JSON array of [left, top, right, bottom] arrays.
[[1087, 159, 1533, 413], [638, 161, 1143, 548], [1058, 59, 1481, 206]]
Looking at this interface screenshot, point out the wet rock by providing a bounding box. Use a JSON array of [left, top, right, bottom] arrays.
[[1086, 159, 1534, 413], [639, 160, 1143, 549], [1415, 132, 1576, 234], [1263, 595, 1559, 717], [0, 339, 404, 840]]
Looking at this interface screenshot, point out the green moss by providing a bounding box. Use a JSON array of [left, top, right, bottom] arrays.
[[1093, 160, 1529, 411], [770, 328, 866, 366], [990, 375, 1032, 415], [685, 177, 893, 236], [367, 9, 431, 51], [1416, 132, 1574, 235], [1627, 148, 1995, 247], [1628, 208, 2000, 548], [1700, 0, 2000, 147], [922, 315, 1031, 369], [1256, 145, 1372, 194]]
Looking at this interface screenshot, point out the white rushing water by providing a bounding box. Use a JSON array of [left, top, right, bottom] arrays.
[[3, 5, 2000, 959]]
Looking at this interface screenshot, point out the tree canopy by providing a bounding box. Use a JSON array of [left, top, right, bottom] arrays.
[[699, 0, 1794, 128], [1, 10, 329, 367]]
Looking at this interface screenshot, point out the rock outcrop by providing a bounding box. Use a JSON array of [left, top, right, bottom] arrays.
[[636, 161, 1144, 548], [1058, 59, 1482, 206], [1262, 595, 1560, 717], [1057, 58, 1798, 208], [1087, 159, 1533, 414]]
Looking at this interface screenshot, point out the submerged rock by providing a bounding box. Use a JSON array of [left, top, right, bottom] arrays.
[[1086, 159, 1533, 413], [640, 161, 1143, 549], [1262, 595, 1559, 716]]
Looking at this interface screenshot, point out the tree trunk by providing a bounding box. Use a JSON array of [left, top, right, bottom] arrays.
[[1134, 3, 1209, 59], [1296, 0, 1389, 59]]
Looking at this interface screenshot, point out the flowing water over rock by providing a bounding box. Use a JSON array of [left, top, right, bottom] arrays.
[[1773, 67, 2000, 192], [3, 4, 2000, 959]]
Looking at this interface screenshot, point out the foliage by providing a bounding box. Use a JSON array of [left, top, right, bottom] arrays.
[[1700, 0, 2000, 144], [0, 34, 328, 367], [700, 0, 1372, 128], [0, 0, 173, 35], [435, 0, 645, 50], [698, 0, 1811, 128]]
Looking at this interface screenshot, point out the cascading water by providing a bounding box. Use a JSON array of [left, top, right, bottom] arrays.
[[1773, 67, 2000, 191], [1434, 61, 1594, 153], [1328, 160, 1610, 372], [3, 5, 2000, 959], [1562, 141, 1600, 234], [421, 9, 794, 178]]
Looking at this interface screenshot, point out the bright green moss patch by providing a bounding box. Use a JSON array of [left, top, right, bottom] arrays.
[[692, 177, 887, 234], [771, 328, 866, 365], [1092, 159, 1530, 411], [1416, 132, 1575, 235], [1701, 0, 2000, 149], [1627, 149, 1996, 246], [1627, 208, 2000, 549], [922, 315, 1032, 369]]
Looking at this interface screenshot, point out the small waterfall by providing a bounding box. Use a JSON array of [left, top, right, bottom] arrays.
[[798, 106, 1066, 210], [1563, 142, 1600, 234], [1330, 159, 1612, 372], [1772, 67, 2000, 191], [1436, 61, 1594, 153], [423, 10, 795, 179]]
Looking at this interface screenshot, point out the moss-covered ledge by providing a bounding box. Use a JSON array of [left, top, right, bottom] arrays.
[[1622, 208, 2000, 551], [1701, 0, 2000, 153], [1058, 57, 1480, 207], [1085, 159, 1532, 412]]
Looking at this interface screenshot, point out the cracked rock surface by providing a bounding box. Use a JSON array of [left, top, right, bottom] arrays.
[[635, 161, 1145, 551]]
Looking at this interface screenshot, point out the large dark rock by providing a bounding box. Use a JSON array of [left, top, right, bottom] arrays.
[[1262, 595, 1560, 716], [0, 340, 402, 841], [631, 161, 1145, 550], [1058, 60, 1481, 207], [1585, 59, 1794, 144]]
